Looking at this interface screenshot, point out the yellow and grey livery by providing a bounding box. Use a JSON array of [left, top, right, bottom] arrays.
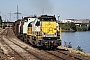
[[27, 15, 61, 49]]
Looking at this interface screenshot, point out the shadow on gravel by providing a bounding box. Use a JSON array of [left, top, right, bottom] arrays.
[[19, 39, 69, 51], [38, 47, 69, 51], [55, 48, 68, 51]]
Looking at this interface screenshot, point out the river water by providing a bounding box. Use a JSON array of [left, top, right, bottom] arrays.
[[62, 31, 90, 53]]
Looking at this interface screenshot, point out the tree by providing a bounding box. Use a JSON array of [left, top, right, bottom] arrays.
[[67, 22, 76, 31], [88, 25, 90, 31], [70, 22, 76, 31]]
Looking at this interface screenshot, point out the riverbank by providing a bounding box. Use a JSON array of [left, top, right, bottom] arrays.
[[62, 30, 75, 32], [61, 29, 90, 32], [58, 46, 90, 59], [62, 31, 90, 54]]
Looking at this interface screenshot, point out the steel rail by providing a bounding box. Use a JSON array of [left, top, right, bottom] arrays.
[[57, 50, 83, 60], [1, 28, 26, 60], [6, 28, 44, 60], [46, 51, 66, 60]]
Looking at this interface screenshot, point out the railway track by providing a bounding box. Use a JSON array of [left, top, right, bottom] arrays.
[[1, 28, 90, 60], [45, 48, 90, 60], [0, 29, 25, 60], [2, 38, 26, 60], [0, 49, 8, 60], [0, 29, 11, 60], [5, 28, 65, 60], [46, 50, 80, 60], [57, 50, 83, 60], [46, 51, 66, 60], [1, 28, 44, 60]]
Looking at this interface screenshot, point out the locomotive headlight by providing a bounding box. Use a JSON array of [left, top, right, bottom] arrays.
[[55, 33, 57, 35], [44, 33, 46, 35], [43, 33, 46, 37], [54, 33, 57, 37]]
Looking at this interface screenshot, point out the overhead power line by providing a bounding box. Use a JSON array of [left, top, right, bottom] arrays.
[[14, 5, 21, 20]]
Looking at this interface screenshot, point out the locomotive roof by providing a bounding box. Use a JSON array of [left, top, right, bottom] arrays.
[[38, 15, 56, 19], [23, 16, 37, 20]]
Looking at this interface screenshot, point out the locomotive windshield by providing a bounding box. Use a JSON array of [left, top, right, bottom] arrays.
[[35, 19, 40, 26], [38, 15, 56, 21], [41, 18, 56, 21], [35, 21, 40, 26]]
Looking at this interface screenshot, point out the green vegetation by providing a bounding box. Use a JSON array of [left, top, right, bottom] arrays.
[[76, 46, 83, 52], [59, 22, 76, 32], [59, 22, 89, 32], [88, 25, 90, 31]]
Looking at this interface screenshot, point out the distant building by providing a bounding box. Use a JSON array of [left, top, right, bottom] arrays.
[[2, 22, 14, 29], [74, 20, 82, 24], [59, 19, 90, 24], [59, 19, 72, 23], [81, 19, 90, 24], [58, 19, 90, 27]]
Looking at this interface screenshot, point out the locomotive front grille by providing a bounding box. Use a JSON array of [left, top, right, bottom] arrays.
[[37, 39, 61, 47], [43, 37, 57, 40]]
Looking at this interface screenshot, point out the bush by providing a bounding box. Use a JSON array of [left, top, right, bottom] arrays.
[[59, 23, 89, 31], [76, 46, 83, 52]]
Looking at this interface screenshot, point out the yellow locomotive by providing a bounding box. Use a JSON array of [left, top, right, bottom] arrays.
[[27, 15, 61, 49]]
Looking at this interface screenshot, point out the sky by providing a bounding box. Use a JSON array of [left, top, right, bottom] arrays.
[[0, 0, 90, 22]]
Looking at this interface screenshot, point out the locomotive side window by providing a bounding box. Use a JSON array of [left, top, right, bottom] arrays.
[[25, 20, 28, 22], [35, 20, 40, 26], [28, 23, 32, 27]]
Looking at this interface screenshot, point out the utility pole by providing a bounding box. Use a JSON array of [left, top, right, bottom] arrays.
[[8, 11, 11, 21], [14, 5, 21, 20]]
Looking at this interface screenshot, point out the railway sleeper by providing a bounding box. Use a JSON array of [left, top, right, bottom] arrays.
[[59, 51, 67, 55], [58, 51, 83, 60], [47, 51, 66, 60], [74, 56, 82, 60]]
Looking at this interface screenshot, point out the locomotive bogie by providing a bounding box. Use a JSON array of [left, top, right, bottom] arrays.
[[37, 40, 61, 48]]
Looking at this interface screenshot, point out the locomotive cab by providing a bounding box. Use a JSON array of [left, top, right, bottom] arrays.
[[36, 15, 61, 48]]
